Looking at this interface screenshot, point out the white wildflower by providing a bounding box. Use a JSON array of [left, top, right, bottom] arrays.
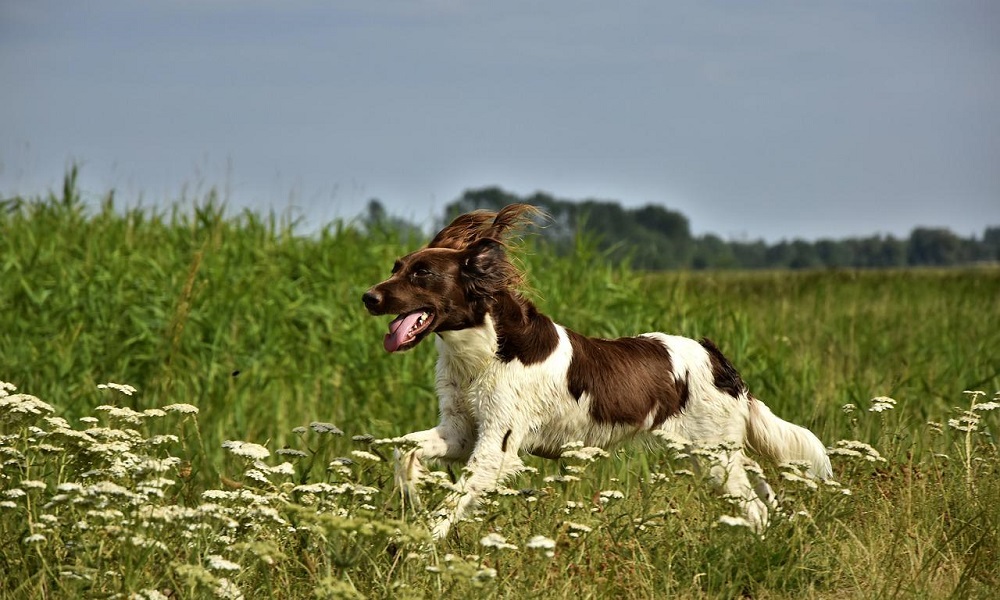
[[599, 490, 625, 503], [473, 568, 498, 581], [256, 461, 294, 476], [276, 448, 307, 458], [0, 394, 54, 416], [829, 439, 886, 463], [98, 383, 137, 396], [564, 521, 592, 534], [948, 414, 979, 432], [163, 403, 199, 414], [143, 408, 167, 418], [480, 532, 518, 550], [131, 536, 168, 552], [44, 416, 71, 429], [244, 469, 269, 484], [206, 554, 241, 572], [561, 446, 610, 462], [145, 434, 180, 447], [869, 396, 897, 412], [4, 489, 26, 499], [972, 401, 1000, 412], [842, 403, 856, 414], [222, 440, 270, 460], [202, 490, 231, 500], [86, 481, 133, 497], [350, 450, 382, 462], [94, 405, 144, 424], [780, 471, 819, 490], [20, 480, 46, 491], [543, 474, 580, 483], [309, 422, 343, 435], [214, 577, 245, 600], [526, 535, 556, 550], [23, 533, 46, 544]]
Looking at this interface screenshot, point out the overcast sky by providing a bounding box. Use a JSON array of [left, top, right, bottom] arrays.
[[2, 1, 998, 242]]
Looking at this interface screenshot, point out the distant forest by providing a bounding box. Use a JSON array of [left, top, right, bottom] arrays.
[[365, 187, 999, 270]]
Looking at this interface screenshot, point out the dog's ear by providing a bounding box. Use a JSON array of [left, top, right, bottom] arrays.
[[462, 238, 505, 276], [461, 238, 510, 297]]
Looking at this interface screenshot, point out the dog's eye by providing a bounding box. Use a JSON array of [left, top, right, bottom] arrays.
[[413, 267, 432, 278]]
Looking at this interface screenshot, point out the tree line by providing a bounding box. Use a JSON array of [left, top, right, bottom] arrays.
[[368, 187, 999, 270]]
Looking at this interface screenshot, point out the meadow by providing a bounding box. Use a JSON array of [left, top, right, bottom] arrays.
[[2, 179, 999, 598]]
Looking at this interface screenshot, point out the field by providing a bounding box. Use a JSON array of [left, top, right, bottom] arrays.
[[2, 183, 999, 599]]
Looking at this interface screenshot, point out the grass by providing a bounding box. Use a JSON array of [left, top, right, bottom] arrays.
[[2, 177, 999, 598]]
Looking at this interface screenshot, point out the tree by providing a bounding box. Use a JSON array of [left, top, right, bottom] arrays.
[[907, 228, 962, 266]]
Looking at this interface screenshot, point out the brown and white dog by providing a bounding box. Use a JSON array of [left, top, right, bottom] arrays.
[[363, 204, 831, 538]]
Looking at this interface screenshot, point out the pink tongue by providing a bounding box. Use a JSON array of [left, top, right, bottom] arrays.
[[384, 312, 424, 352]]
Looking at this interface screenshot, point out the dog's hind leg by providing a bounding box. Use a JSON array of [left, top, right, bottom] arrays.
[[690, 445, 772, 532]]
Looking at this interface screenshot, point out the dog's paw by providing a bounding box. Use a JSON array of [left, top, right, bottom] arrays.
[[394, 448, 427, 509], [430, 517, 452, 540]]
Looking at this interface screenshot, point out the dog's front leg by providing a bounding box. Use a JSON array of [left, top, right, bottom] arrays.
[[395, 418, 474, 508], [431, 425, 525, 539]]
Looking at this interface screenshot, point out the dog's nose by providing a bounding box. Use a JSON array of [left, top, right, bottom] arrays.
[[362, 289, 383, 312]]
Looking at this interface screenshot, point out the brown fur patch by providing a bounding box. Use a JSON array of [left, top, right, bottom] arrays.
[[566, 331, 687, 427], [491, 292, 560, 365], [699, 338, 747, 398]]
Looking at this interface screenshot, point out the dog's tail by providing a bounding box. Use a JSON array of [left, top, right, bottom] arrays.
[[746, 398, 832, 479]]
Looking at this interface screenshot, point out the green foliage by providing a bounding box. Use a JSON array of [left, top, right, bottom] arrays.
[[443, 187, 999, 270], [2, 175, 1000, 598]]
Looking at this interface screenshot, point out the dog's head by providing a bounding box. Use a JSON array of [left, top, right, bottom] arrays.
[[362, 204, 541, 353]]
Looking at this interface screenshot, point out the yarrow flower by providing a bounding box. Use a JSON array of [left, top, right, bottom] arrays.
[[828, 439, 887, 463], [0, 394, 54, 417], [222, 440, 270, 460], [94, 405, 145, 424], [526, 535, 556, 557], [480, 532, 518, 550], [560, 442, 609, 462], [564, 521, 592, 534], [869, 396, 897, 412], [309, 422, 344, 435], [206, 554, 241, 572], [349, 450, 382, 462], [163, 403, 199, 414], [599, 490, 625, 503], [97, 382, 137, 395]]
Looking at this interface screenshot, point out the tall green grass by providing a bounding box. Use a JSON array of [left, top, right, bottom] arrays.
[[2, 177, 999, 598]]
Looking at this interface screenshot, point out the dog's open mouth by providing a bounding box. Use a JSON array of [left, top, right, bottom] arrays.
[[383, 310, 435, 353]]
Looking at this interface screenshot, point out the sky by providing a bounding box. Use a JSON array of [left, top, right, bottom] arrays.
[[2, 0, 998, 242]]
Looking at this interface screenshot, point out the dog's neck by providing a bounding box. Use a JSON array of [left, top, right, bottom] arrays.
[[437, 291, 559, 367], [436, 313, 500, 376]]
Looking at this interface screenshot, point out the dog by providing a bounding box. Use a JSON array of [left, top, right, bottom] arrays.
[[362, 204, 832, 538]]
